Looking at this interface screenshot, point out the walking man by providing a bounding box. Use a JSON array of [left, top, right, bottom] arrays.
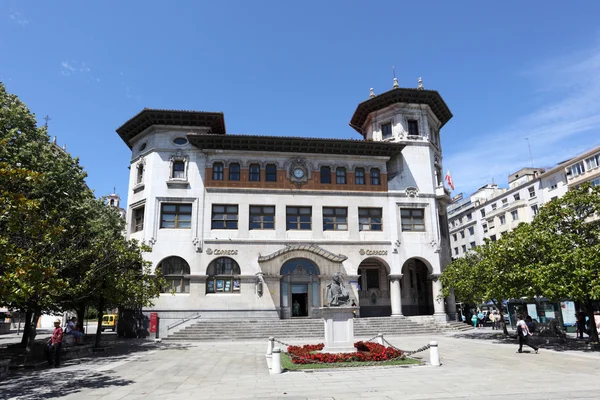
[[516, 314, 538, 354], [45, 319, 63, 367]]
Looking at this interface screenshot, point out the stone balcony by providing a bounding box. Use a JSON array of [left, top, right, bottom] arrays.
[[435, 185, 452, 204]]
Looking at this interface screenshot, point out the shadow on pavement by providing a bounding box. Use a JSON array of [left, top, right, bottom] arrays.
[[452, 331, 599, 352]]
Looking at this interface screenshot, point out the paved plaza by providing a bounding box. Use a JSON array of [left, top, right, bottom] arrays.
[[2, 331, 600, 400]]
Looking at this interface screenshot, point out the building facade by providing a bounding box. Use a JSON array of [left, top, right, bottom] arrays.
[[117, 82, 456, 336]]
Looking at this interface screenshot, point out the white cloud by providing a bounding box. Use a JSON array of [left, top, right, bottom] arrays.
[[9, 11, 29, 26], [445, 45, 600, 195]]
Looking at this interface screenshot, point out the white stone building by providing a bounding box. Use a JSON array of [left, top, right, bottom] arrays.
[[117, 82, 456, 337]]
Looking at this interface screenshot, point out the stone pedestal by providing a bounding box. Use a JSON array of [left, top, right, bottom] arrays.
[[320, 307, 357, 353]]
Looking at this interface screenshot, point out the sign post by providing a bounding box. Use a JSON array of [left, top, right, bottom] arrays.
[[149, 312, 158, 339]]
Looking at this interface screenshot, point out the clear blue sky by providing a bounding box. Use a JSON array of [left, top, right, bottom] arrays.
[[2, 1, 600, 203]]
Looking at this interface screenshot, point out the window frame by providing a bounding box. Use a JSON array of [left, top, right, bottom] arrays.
[[528, 186, 536, 198], [159, 256, 190, 293], [407, 119, 419, 136], [336, 167, 347, 184], [358, 207, 383, 231], [400, 208, 425, 232], [229, 163, 240, 181], [206, 257, 241, 294], [355, 168, 365, 185], [381, 122, 393, 139], [160, 203, 193, 229], [211, 204, 239, 230], [370, 168, 381, 185], [320, 166, 331, 184], [265, 164, 277, 182], [249, 164, 261, 182], [172, 160, 186, 180], [132, 206, 145, 233], [322, 207, 348, 231], [212, 162, 224, 181], [511, 210, 519, 221], [249, 205, 275, 230], [286, 206, 312, 230]]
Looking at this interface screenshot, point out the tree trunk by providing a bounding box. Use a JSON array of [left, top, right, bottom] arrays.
[[95, 296, 104, 348], [20, 309, 33, 347], [586, 300, 599, 343], [76, 305, 86, 335], [24, 311, 40, 364]]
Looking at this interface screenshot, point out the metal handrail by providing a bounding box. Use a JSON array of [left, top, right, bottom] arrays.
[[167, 312, 201, 331]]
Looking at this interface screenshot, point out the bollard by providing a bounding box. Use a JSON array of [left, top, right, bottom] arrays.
[[267, 337, 274, 356], [271, 348, 282, 375], [377, 333, 384, 346], [429, 341, 440, 366]]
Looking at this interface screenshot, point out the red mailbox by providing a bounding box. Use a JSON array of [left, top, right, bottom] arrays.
[[149, 312, 158, 333]]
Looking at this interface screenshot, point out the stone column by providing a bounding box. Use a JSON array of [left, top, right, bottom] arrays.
[[430, 274, 447, 322], [446, 289, 458, 321], [389, 274, 403, 317]]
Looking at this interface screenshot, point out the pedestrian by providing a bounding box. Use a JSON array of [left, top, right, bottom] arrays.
[[471, 312, 478, 328], [493, 311, 501, 331], [477, 310, 484, 328], [576, 311, 587, 339], [45, 319, 63, 367], [516, 314, 538, 354], [65, 316, 83, 344], [594, 311, 600, 332]]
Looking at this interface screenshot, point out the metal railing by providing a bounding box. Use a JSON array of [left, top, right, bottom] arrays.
[[167, 312, 201, 331]]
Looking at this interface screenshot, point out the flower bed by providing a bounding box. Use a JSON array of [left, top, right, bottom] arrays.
[[287, 341, 404, 364]]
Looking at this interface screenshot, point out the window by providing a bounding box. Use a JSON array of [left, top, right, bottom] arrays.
[[514, 193, 521, 201], [461, 245, 466, 253], [212, 162, 224, 180], [586, 153, 600, 170], [468, 227, 474, 236], [460, 231, 465, 239], [467, 213, 472, 221], [458, 217, 463, 224], [159, 256, 190, 293], [355, 168, 365, 185], [211, 204, 238, 229], [549, 178, 557, 190], [452, 233, 457, 241], [249, 205, 275, 230], [172, 161, 185, 179], [499, 214, 506, 225], [229, 163, 240, 181], [136, 164, 144, 184], [482, 223, 488, 233], [502, 199, 508, 208], [491, 203, 497, 210], [323, 207, 348, 231], [592, 177, 600, 187], [531, 204, 539, 216], [370, 168, 381, 185], [173, 137, 188, 145], [358, 208, 382, 231], [160, 203, 192, 229], [528, 186, 535, 198], [568, 161, 585, 178], [481, 209, 486, 218], [490, 235, 497, 242], [320, 166, 331, 184], [510, 210, 518, 221], [401, 208, 425, 232], [381, 122, 393, 139], [488, 218, 495, 229], [249, 164, 260, 181], [206, 257, 241, 294], [336, 167, 346, 184], [470, 241, 476, 249], [366, 269, 380, 289], [265, 164, 277, 182], [286, 206, 311, 230], [454, 247, 458, 255], [407, 120, 419, 136], [138, 142, 147, 151], [132, 207, 144, 232]]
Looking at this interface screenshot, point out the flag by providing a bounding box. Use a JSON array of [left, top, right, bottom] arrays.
[[445, 171, 454, 191]]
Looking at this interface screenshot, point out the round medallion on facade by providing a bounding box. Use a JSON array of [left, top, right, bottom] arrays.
[[205, 248, 213, 255], [293, 168, 305, 179]]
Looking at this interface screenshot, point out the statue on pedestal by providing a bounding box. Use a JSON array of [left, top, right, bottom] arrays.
[[326, 273, 351, 307]]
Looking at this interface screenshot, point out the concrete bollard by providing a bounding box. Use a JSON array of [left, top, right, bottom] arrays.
[[271, 348, 282, 375], [267, 337, 274, 356], [376, 333, 384, 346], [429, 341, 440, 366]]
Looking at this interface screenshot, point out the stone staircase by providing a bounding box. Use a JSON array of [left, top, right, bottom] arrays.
[[164, 316, 460, 341]]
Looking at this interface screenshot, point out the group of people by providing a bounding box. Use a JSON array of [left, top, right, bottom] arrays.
[[468, 310, 502, 329], [45, 317, 84, 368], [576, 310, 600, 339]]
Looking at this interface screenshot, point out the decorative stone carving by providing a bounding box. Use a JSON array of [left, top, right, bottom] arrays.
[[286, 157, 311, 186], [325, 273, 351, 307], [405, 187, 419, 198], [193, 237, 202, 253]]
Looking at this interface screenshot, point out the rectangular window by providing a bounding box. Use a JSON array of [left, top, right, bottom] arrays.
[[401, 208, 425, 232], [320, 166, 331, 184], [286, 206, 312, 230], [172, 161, 185, 179], [491, 203, 497, 210], [133, 206, 144, 232], [355, 168, 365, 185], [502, 199, 508, 208], [468, 227, 474, 236], [490, 235, 497, 242], [136, 165, 144, 184], [460, 231, 465, 238], [323, 207, 348, 231], [549, 178, 557, 190], [585, 154, 600, 170], [467, 213, 472, 221], [482, 223, 488, 233], [481, 209, 486, 218], [462, 245, 466, 253], [249, 205, 275, 230], [211, 204, 238, 229], [212, 162, 224, 180], [514, 193, 520, 201], [249, 164, 260, 181], [336, 167, 346, 184], [528, 186, 535, 198], [229, 163, 240, 181], [452, 233, 457, 241], [592, 177, 600, 187], [407, 120, 419, 136], [499, 214, 506, 225], [454, 247, 458, 255], [511, 210, 519, 221], [488, 218, 495, 229], [568, 161, 585, 177], [470, 241, 476, 249], [265, 164, 277, 182], [358, 208, 382, 231], [370, 168, 381, 185], [458, 217, 463, 224], [366, 269, 380, 289], [381, 122, 393, 139], [161, 203, 192, 229], [531, 204, 539, 216]]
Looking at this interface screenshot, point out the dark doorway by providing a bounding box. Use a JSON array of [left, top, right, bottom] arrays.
[[292, 292, 308, 317]]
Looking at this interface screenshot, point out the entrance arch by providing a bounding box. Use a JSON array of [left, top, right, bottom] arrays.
[[357, 258, 391, 317], [401, 258, 434, 316], [280, 258, 320, 319]]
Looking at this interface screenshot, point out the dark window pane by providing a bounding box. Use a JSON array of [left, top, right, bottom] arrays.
[[320, 166, 331, 184]]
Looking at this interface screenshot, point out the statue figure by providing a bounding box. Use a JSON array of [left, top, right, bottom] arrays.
[[292, 300, 301, 316], [326, 273, 351, 307]]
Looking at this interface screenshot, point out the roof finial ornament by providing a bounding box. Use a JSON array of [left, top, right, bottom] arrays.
[[369, 88, 375, 98], [62, 143, 66, 150], [392, 66, 399, 89], [52, 136, 57, 144], [417, 77, 424, 90]]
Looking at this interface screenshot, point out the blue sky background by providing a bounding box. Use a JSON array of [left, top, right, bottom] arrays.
[[2, 1, 600, 204]]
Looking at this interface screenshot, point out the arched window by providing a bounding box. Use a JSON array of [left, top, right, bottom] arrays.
[[206, 257, 241, 294], [158, 256, 190, 293]]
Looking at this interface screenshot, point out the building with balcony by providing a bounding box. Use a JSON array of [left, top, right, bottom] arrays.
[[116, 79, 456, 336]]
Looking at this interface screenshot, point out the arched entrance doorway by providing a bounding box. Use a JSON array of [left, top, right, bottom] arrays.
[[401, 258, 434, 316], [357, 258, 391, 317], [280, 259, 320, 319]]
